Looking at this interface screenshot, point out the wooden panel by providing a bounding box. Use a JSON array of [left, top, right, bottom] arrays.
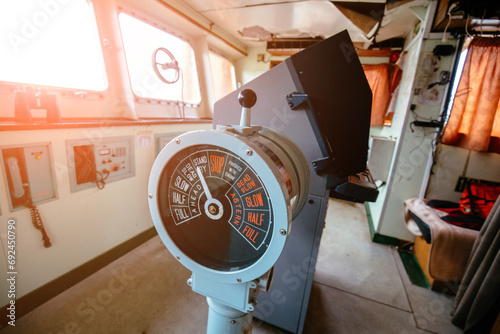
[[491, 312, 500, 334], [267, 38, 323, 56], [356, 49, 394, 57], [433, 0, 450, 31], [414, 235, 434, 286], [0, 118, 211, 131], [267, 49, 300, 56], [269, 48, 395, 57], [414, 235, 459, 293], [431, 0, 492, 32]]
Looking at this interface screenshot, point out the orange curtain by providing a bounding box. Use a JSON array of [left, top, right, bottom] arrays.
[[442, 37, 500, 153], [363, 64, 402, 126], [364, 64, 390, 126]]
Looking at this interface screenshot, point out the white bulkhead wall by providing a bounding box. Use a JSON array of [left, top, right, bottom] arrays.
[[366, 3, 456, 242], [0, 0, 246, 305], [367, 10, 500, 241]]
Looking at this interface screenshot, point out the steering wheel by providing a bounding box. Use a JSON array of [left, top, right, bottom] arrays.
[[152, 47, 180, 84]]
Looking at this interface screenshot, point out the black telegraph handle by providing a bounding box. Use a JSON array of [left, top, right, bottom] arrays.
[[238, 89, 257, 108]]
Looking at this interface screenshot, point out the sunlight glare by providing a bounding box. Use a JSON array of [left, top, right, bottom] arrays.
[[0, 0, 108, 91]]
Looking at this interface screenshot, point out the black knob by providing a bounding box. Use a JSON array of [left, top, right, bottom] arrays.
[[238, 89, 257, 108]]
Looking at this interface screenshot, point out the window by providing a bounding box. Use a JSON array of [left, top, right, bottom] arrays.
[[441, 37, 500, 153], [363, 64, 402, 127], [119, 13, 201, 104], [209, 51, 236, 101], [0, 0, 107, 91], [443, 46, 469, 124]]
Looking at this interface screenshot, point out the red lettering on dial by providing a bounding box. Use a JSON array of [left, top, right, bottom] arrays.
[[210, 155, 225, 173], [245, 192, 264, 208]]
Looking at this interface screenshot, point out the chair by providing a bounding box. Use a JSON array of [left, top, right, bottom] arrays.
[[404, 198, 479, 290]]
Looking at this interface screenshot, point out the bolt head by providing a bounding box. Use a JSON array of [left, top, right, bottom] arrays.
[[208, 204, 218, 215], [246, 149, 253, 156], [280, 229, 287, 236]]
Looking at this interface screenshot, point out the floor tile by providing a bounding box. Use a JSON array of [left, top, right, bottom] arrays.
[[303, 283, 424, 334], [392, 248, 463, 334], [314, 200, 411, 311], [0, 199, 463, 334]]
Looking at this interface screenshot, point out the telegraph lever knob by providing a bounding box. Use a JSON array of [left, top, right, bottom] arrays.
[[238, 89, 257, 108], [238, 89, 257, 127]]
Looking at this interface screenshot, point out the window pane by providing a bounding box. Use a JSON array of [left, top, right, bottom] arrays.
[[444, 48, 469, 124], [209, 52, 236, 101], [119, 13, 201, 104], [0, 0, 107, 91]]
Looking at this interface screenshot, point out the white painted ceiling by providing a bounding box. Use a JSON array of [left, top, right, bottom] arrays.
[[182, 0, 430, 48]]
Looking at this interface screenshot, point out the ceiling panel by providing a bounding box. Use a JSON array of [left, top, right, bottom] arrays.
[[180, 0, 429, 49], [186, 0, 388, 13], [189, 1, 370, 44], [186, 0, 308, 13]]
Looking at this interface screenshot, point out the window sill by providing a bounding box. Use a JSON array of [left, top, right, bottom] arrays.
[[0, 118, 212, 131]]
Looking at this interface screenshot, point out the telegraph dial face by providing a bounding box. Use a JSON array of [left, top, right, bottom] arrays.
[[157, 144, 274, 272]]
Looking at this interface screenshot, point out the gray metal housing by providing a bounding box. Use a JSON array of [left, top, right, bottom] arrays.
[[213, 30, 371, 333]]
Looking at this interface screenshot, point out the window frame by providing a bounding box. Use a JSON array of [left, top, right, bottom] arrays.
[[208, 49, 237, 102], [0, 1, 216, 125], [118, 11, 202, 108], [0, 0, 109, 98], [440, 36, 500, 153], [442, 37, 471, 126]]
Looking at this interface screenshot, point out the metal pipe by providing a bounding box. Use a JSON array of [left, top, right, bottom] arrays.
[[206, 297, 252, 334]]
